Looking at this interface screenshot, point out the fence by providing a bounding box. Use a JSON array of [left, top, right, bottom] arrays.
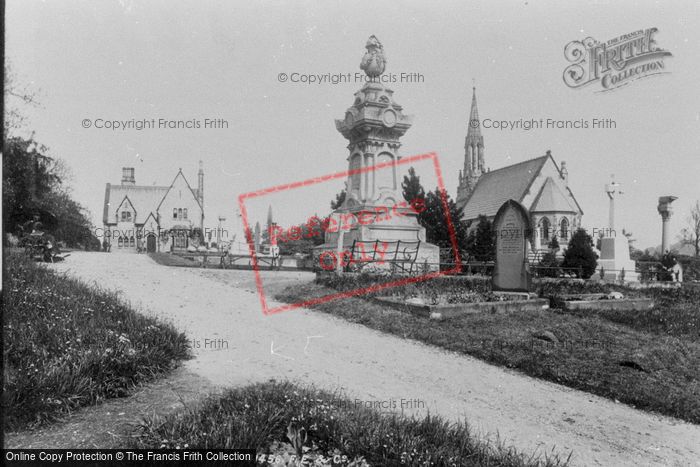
[[174, 246, 688, 284]]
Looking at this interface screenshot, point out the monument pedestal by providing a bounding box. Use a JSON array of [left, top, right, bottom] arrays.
[[598, 236, 638, 282], [313, 205, 440, 273]]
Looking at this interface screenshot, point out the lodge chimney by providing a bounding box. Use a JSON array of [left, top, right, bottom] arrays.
[[121, 167, 135, 185]]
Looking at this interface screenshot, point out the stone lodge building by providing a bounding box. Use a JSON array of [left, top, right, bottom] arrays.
[[456, 88, 583, 256], [102, 164, 204, 252]]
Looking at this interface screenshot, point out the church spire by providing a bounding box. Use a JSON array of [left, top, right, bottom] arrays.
[[465, 86, 484, 171], [468, 86, 481, 137], [456, 84, 486, 206]]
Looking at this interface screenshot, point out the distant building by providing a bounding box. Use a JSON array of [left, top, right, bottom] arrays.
[[102, 163, 204, 252], [456, 88, 583, 253]]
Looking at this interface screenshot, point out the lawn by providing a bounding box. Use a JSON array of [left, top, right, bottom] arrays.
[[147, 252, 200, 267], [3, 252, 191, 430], [132, 380, 569, 466], [276, 275, 700, 424]]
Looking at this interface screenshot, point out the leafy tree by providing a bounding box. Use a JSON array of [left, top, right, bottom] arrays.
[[4, 65, 100, 250], [420, 190, 468, 247], [622, 228, 637, 256], [2, 137, 100, 249], [330, 189, 346, 210], [400, 169, 470, 267], [401, 167, 425, 205], [466, 215, 495, 262], [548, 235, 560, 251], [44, 191, 99, 249], [680, 200, 700, 257], [274, 215, 326, 255], [562, 228, 598, 278]]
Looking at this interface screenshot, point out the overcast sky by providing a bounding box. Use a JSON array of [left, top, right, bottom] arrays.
[[6, 0, 700, 249]]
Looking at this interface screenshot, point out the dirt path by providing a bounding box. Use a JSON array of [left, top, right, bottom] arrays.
[[14, 252, 700, 466]]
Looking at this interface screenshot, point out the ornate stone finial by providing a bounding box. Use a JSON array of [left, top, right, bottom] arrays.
[[360, 35, 386, 78]]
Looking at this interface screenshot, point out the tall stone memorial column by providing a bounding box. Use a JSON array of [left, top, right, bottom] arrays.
[[657, 196, 678, 254], [314, 36, 439, 272]]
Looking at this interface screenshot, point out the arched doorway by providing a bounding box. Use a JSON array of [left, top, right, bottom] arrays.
[[146, 233, 156, 253]]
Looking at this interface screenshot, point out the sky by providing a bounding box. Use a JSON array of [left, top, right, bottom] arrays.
[[5, 0, 700, 250]]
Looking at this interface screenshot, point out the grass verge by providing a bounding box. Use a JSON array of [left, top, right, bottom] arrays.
[[147, 252, 200, 267], [276, 278, 700, 424], [132, 380, 569, 466], [3, 252, 191, 430]]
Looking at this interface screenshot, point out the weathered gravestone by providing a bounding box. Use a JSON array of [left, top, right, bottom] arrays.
[[492, 199, 532, 292]]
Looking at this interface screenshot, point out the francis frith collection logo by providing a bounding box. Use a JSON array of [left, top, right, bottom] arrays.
[[563, 27, 672, 91]]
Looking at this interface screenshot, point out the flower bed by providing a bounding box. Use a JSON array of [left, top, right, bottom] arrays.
[[375, 296, 550, 319]]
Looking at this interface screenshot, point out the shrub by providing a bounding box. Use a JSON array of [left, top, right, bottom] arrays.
[[538, 251, 561, 278], [548, 236, 560, 250], [561, 228, 598, 278], [467, 215, 496, 262]]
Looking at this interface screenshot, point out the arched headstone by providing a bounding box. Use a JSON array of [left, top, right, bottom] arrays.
[[492, 199, 532, 292]]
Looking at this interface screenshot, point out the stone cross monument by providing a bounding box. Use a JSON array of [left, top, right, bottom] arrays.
[[605, 175, 622, 231], [314, 36, 439, 271], [598, 175, 637, 282]]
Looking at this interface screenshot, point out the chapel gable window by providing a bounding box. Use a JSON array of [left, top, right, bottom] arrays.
[[560, 218, 569, 240], [539, 217, 550, 241]]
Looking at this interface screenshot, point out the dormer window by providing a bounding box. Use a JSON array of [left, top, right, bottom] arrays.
[[121, 211, 132, 222]]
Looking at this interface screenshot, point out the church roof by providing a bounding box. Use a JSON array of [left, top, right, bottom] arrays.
[[531, 176, 578, 213], [460, 155, 548, 220], [103, 184, 169, 224]]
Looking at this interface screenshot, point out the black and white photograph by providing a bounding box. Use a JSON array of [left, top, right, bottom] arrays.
[[2, 1, 699, 465]]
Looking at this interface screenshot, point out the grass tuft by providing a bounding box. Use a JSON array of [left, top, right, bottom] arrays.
[[131, 380, 569, 466], [3, 252, 191, 430]]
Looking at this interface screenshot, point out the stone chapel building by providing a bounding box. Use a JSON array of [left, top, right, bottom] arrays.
[[456, 88, 583, 256], [102, 163, 204, 252]]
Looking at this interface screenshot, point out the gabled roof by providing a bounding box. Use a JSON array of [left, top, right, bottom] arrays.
[[155, 169, 202, 213], [103, 184, 169, 224], [531, 176, 578, 213], [142, 211, 158, 226], [115, 195, 137, 220], [459, 155, 548, 220]]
